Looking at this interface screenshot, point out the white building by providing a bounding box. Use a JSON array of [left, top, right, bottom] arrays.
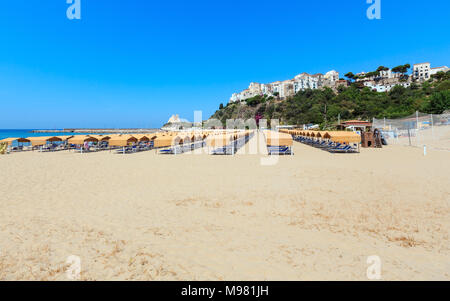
[[379, 69, 401, 79], [324, 70, 339, 82], [355, 69, 400, 82], [261, 83, 273, 95], [293, 73, 319, 92], [280, 80, 295, 98], [228, 70, 338, 103], [248, 82, 262, 95], [413, 63, 431, 81], [413, 63, 450, 81], [270, 81, 281, 95], [364, 81, 411, 92], [429, 66, 449, 77]]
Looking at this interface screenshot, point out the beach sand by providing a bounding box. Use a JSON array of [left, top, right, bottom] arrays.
[[0, 132, 449, 280]]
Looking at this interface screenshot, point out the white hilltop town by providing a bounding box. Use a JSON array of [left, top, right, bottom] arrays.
[[228, 63, 449, 103]]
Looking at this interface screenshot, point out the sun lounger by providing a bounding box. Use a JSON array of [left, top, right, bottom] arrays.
[[317, 141, 335, 149], [328, 145, 358, 153], [267, 146, 293, 155], [211, 146, 234, 155], [311, 140, 326, 147], [159, 149, 173, 154], [210, 133, 253, 155], [115, 146, 135, 154]]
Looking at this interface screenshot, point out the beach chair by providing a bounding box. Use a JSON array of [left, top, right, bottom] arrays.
[[159, 145, 182, 155], [328, 144, 357, 153], [159, 148, 174, 154], [211, 146, 234, 155], [312, 140, 326, 147], [267, 146, 293, 155], [317, 141, 335, 149], [40, 144, 53, 152]]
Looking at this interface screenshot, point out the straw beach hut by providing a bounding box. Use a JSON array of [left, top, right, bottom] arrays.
[[56, 136, 74, 141], [153, 135, 176, 148], [132, 134, 151, 143], [205, 133, 233, 147], [108, 135, 138, 147], [26, 136, 63, 146], [68, 135, 99, 145], [0, 138, 31, 151], [88, 135, 111, 142], [323, 131, 361, 144], [0, 137, 31, 146], [265, 131, 293, 146]]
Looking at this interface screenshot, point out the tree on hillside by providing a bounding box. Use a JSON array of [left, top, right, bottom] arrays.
[[345, 72, 355, 81], [219, 103, 224, 110], [376, 66, 389, 72], [245, 95, 265, 107], [365, 71, 380, 78], [427, 90, 450, 114], [392, 64, 406, 74], [392, 64, 411, 75], [431, 71, 448, 82]]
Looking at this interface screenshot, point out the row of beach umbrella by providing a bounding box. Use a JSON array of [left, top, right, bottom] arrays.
[[0, 130, 256, 149], [279, 129, 361, 144]]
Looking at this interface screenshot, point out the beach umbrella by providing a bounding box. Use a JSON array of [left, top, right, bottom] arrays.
[[323, 131, 361, 144], [26, 136, 63, 146], [153, 136, 176, 148], [68, 135, 99, 145], [265, 131, 293, 146], [108, 135, 138, 147], [0, 137, 31, 145], [88, 135, 111, 142]]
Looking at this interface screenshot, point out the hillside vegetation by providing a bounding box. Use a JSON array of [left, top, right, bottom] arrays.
[[210, 71, 450, 127]]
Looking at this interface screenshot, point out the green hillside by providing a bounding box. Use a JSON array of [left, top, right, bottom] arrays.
[[210, 71, 450, 128]]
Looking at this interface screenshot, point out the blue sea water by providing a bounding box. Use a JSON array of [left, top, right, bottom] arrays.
[[0, 129, 107, 147], [0, 129, 75, 140]]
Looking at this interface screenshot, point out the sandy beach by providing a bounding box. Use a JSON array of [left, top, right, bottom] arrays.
[[0, 132, 449, 280]]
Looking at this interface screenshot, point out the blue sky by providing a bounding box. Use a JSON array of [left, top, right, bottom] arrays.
[[0, 0, 449, 129]]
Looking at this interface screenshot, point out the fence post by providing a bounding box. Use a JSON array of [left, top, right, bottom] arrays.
[[416, 111, 419, 145], [407, 128, 412, 146], [430, 114, 434, 138], [416, 111, 419, 130]]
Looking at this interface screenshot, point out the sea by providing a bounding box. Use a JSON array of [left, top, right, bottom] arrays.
[[0, 129, 71, 139]]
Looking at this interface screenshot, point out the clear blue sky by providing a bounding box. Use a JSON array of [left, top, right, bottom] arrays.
[[0, 0, 449, 129]]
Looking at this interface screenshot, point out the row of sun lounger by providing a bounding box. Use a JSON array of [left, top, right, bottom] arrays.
[[263, 131, 294, 155], [293, 136, 359, 153], [159, 141, 206, 155], [210, 131, 254, 155], [115, 142, 156, 154]]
